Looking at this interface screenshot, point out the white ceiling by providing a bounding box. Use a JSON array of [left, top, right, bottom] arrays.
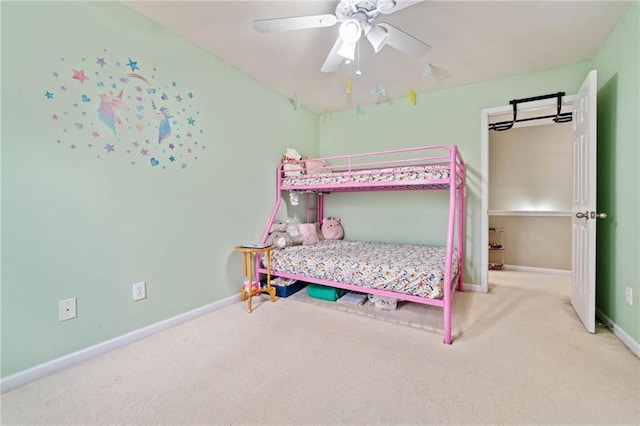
[[121, 0, 631, 113]]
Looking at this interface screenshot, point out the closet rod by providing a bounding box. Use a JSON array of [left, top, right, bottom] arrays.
[[489, 91, 572, 131]]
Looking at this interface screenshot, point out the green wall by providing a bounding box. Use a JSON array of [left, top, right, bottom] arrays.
[[1, 1, 318, 377], [592, 2, 639, 344]]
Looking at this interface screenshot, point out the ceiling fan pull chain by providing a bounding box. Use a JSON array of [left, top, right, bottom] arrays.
[[356, 40, 362, 75]]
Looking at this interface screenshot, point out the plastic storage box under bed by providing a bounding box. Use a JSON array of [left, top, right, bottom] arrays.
[[265, 278, 307, 298]]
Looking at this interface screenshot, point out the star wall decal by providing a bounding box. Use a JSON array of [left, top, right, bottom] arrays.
[[127, 58, 139, 72], [72, 69, 88, 84]]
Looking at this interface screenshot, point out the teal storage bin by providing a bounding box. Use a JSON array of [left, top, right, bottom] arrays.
[[306, 284, 345, 301]]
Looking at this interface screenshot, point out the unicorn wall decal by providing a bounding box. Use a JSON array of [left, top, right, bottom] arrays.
[[157, 106, 172, 144], [97, 89, 129, 134]]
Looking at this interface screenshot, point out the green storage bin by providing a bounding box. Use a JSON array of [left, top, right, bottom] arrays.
[[306, 284, 345, 301]]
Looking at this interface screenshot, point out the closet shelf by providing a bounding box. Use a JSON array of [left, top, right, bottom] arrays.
[[488, 227, 504, 271], [488, 210, 572, 217]]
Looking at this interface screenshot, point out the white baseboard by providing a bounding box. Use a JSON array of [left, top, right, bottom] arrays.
[[0, 295, 238, 394], [462, 282, 483, 293], [504, 264, 572, 275], [596, 308, 640, 358]]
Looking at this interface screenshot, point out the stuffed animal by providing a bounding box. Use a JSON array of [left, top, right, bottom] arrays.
[[302, 155, 330, 175], [269, 220, 288, 234], [266, 232, 297, 249], [285, 221, 304, 246], [265, 220, 304, 248], [282, 148, 304, 177], [321, 217, 344, 240]]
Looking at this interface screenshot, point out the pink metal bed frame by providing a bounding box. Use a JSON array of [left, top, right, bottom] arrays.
[[257, 145, 465, 344]]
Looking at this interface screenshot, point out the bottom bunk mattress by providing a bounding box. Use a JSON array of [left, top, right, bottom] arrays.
[[264, 240, 458, 299]]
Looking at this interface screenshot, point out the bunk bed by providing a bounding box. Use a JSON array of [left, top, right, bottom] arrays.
[[257, 145, 465, 344]]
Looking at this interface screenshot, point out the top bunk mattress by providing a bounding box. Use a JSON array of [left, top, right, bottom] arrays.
[[265, 240, 458, 299], [281, 165, 453, 190]]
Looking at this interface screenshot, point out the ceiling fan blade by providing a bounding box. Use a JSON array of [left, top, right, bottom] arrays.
[[253, 14, 338, 33], [379, 0, 423, 15], [377, 23, 431, 58], [321, 38, 345, 73]]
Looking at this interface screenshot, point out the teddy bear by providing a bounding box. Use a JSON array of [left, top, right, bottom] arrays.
[[301, 154, 330, 175], [321, 217, 344, 240], [282, 148, 304, 177], [269, 219, 288, 233], [265, 220, 304, 248]]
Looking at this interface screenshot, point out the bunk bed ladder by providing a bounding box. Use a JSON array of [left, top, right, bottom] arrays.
[[305, 193, 324, 223]]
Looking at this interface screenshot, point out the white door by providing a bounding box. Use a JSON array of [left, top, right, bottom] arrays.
[[571, 70, 602, 333]]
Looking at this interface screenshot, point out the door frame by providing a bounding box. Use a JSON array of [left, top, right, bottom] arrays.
[[480, 96, 575, 292]]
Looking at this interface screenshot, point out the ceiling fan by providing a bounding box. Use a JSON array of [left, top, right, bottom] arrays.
[[252, 0, 431, 73]]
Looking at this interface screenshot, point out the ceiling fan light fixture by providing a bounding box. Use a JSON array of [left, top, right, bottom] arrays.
[[339, 19, 362, 44], [253, 0, 429, 74], [366, 25, 390, 53]]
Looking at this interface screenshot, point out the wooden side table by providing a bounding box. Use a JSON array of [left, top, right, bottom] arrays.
[[233, 245, 276, 313]]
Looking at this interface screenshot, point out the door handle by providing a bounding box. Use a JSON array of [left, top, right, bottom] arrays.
[[576, 211, 608, 219]]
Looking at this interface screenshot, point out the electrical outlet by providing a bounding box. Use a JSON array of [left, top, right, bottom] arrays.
[[133, 281, 146, 301], [625, 286, 633, 306], [59, 298, 77, 321]]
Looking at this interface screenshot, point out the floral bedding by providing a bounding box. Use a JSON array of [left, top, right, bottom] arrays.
[[266, 240, 458, 299], [282, 165, 451, 187]]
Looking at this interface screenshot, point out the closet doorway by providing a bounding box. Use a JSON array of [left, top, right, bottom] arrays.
[[480, 71, 602, 334], [487, 114, 573, 271]]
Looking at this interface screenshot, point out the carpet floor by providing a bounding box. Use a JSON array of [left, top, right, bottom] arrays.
[[1, 270, 638, 425]]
